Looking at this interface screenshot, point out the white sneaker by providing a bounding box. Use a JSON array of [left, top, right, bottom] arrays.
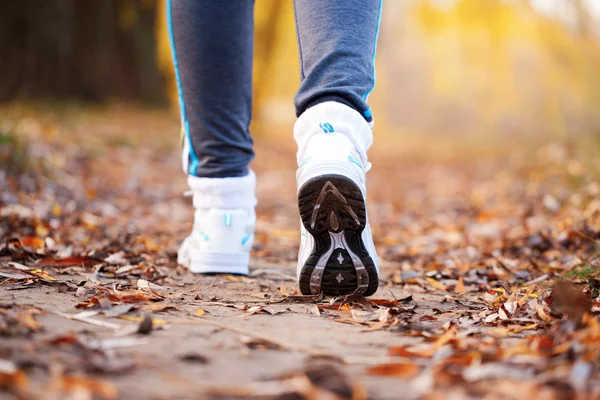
[[177, 172, 256, 275], [294, 102, 379, 296]]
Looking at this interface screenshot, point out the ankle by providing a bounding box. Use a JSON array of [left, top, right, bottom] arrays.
[[294, 101, 373, 166], [187, 170, 256, 211]]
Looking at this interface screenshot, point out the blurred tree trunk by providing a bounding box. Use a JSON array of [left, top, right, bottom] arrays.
[[0, 0, 165, 103]]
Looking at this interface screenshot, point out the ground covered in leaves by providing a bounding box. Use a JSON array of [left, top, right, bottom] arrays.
[[1, 105, 600, 399]]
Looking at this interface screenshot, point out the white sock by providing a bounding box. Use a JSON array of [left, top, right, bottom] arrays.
[[293, 101, 373, 166], [187, 170, 257, 210]]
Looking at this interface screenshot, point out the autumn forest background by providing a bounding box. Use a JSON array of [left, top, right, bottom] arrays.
[[3, 0, 600, 138]]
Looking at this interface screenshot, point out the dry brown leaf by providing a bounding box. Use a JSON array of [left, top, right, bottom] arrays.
[[239, 335, 281, 350], [137, 314, 153, 335], [533, 301, 554, 323], [365, 363, 420, 377], [389, 325, 457, 358], [36, 256, 102, 268], [388, 346, 422, 358], [143, 303, 178, 313], [19, 236, 45, 251], [551, 280, 592, 322], [455, 276, 466, 294], [279, 282, 290, 296], [60, 375, 118, 399], [0, 361, 29, 397]]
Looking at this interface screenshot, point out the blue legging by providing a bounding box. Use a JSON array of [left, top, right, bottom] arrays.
[[168, 0, 382, 178]]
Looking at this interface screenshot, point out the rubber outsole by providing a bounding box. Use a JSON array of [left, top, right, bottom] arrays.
[[298, 174, 378, 296]]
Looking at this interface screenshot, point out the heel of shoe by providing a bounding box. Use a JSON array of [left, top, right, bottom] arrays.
[[297, 174, 378, 296], [188, 250, 250, 275]]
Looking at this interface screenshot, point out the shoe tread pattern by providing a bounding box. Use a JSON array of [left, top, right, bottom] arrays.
[[298, 174, 378, 296]]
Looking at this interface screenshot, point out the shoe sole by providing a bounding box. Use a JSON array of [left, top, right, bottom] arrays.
[[298, 174, 378, 296], [188, 251, 249, 275]]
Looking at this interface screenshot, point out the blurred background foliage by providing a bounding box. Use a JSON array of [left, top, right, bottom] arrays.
[[2, 0, 600, 138]]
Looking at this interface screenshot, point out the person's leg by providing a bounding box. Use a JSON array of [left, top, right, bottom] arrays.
[[293, 0, 383, 296], [167, 0, 254, 178], [168, 0, 257, 275], [293, 0, 381, 124]]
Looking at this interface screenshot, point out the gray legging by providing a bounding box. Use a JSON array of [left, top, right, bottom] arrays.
[[167, 0, 382, 178]]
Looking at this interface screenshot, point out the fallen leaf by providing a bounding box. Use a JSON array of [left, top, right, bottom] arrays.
[[244, 306, 264, 316], [531, 300, 554, 323], [179, 353, 210, 364], [426, 277, 447, 291], [365, 363, 420, 377], [388, 325, 457, 358], [36, 256, 101, 268], [262, 306, 287, 315], [104, 252, 128, 265], [19, 237, 45, 252], [0, 270, 32, 280], [485, 313, 500, 323], [351, 309, 380, 323], [194, 308, 206, 317], [103, 304, 134, 318], [0, 367, 29, 397], [59, 375, 118, 399], [137, 279, 168, 291], [455, 277, 466, 294], [239, 335, 281, 350], [504, 301, 518, 315], [142, 303, 178, 313], [120, 316, 167, 325], [551, 280, 591, 322], [137, 314, 153, 335]]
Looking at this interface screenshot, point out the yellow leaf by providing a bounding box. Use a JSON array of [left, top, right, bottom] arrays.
[[120, 316, 168, 325], [194, 308, 205, 317], [30, 270, 55, 281], [279, 282, 289, 296], [426, 277, 447, 291]]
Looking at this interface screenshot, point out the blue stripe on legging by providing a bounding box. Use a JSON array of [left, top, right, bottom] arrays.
[[362, 0, 383, 101], [166, 0, 200, 175]]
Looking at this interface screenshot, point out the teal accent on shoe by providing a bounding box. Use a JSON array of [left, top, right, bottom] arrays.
[[301, 232, 306, 238], [363, 108, 373, 118], [167, 0, 200, 175], [297, 156, 312, 183], [197, 231, 210, 241], [241, 233, 251, 245], [223, 213, 233, 227], [319, 122, 334, 133], [362, 0, 383, 101], [348, 155, 363, 170], [299, 156, 312, 169]]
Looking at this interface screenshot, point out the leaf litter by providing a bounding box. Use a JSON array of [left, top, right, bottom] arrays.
[[1, 107, 600, 398]]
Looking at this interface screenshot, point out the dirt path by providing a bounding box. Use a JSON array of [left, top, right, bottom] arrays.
[[1, 105, 600, 399]]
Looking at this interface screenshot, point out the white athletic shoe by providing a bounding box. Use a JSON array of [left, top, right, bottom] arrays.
[[177, 172, 256, 275], [294, 102, 379, 296]]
